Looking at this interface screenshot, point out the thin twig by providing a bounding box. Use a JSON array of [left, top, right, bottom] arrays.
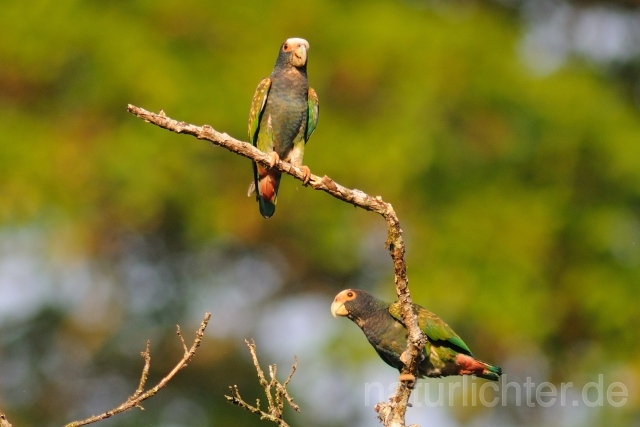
[[176, 325, 190, 356], [131, 340, 151, 402], [127, 105, 426, 427], [225, 340, 299, 427], [279, 356, 299, 411], [247, 340, 274, 410], [63, 312, 211, 427]]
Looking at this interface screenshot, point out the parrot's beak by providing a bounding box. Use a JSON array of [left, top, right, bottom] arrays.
[[331, 299, 348, 318], [292, 43, 307, 67]]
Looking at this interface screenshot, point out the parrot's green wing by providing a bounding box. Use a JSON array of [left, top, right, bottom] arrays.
[[305, 87, 319, 141], [248, 78, 272, 144], [389, 302, 473, 356]]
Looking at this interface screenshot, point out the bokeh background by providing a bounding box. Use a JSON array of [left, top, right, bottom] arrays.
[[1, 1, 639, 426]]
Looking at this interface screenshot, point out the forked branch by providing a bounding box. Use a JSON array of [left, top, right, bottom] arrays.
[[63, 312, 211, 427], [127, 105, 427, 427], [225, 340, 299, 427]]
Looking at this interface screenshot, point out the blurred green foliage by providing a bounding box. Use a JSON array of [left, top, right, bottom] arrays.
[[1, 1, 639, 427]]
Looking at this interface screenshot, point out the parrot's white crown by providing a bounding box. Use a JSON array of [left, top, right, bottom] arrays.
[[285, 38, 309, 49]]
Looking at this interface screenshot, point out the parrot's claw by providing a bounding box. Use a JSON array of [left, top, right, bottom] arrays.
[[267, 151, 280, 168], [300, 165, 311, 185]]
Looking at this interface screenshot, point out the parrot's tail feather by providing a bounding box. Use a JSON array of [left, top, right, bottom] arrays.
[[247, 181, 256, 197], [259, 199, 276, 218], [251, 161, 260, 199], [477, 363, 502, 381], [257, 170, 281, 219], [456, 354, 502, 381]]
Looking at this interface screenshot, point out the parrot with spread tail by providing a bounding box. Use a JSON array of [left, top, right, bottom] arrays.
[[331, 289, 502, 381], [247, 38, 319, 218]]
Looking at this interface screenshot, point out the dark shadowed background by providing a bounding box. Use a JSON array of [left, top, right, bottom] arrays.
[[1, 1, 639, 426]]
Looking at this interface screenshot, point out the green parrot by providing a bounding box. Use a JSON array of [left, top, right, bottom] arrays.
[[247, 37, 319, 218], [331, 289, 502, 381]]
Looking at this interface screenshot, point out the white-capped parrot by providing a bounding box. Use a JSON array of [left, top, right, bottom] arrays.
[[247, 37, 319, 218], [331, 289, 502, 381]]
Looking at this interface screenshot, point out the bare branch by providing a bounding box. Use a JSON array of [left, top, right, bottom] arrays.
[[63, 312, 211, 427], [225, 340, 299, 427], [176, 325, 190, 355], [127, 105, 426, 426], [132, 340, 151, 402], [279, 356, 299, 412], [0, 411, 13, 427]]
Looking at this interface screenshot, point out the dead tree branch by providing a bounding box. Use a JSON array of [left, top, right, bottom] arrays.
[[63, 312, 211, 427], [0, 412, 13, 427], [225, 339, 299, 427], [127, 105, 427, 427]]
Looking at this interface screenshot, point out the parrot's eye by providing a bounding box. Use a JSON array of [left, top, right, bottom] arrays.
[[283, 43, 289, 51], [347, 291, 354, 298]]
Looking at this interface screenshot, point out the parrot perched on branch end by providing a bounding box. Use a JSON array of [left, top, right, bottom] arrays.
[[247, 38, 319, 219], [331, 289, 503, 381]]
